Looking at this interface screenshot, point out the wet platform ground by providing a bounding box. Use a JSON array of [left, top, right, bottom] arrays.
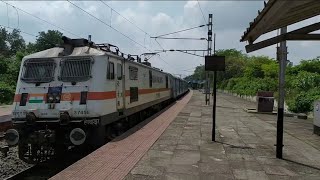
[[126, 91, 320, 180], [52, 90, 320, 180]]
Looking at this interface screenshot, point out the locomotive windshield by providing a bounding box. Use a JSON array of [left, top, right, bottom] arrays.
[[21, 58, 56, 83], [59, 57, 93, 82]]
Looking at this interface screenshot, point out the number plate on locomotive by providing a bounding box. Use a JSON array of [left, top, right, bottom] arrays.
[[84, 119, 99, 125]]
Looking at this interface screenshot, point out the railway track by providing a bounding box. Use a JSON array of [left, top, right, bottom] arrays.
[[5, 146, 93, 180]]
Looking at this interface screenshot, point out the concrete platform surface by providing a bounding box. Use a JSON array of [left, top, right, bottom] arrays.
[[125, 91, 320, 180], [50, 91, 193, 180]]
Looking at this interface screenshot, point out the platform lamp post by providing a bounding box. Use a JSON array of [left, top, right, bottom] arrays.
[[205, 55, 225, 141]]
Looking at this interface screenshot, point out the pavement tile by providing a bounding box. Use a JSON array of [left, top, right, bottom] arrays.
[[229, 160, 264, 171], [125, 174, 163, 180], [131, 165, 165, 177], [233, 169, 269, 180], [151, 144, 177, 151], [176, 144, 199, 151], [178, 138, 201, 146], [200, 173, 235, 180], [199, 162, 232, 174], [147, 149, 174, 158], [226, 153, 255, 161], [263, 165, 297, 176], [165, 164, 199, 175], [171, 150, 200, 165], [200, 153, 228, 163], [165, 172, 200, 180]]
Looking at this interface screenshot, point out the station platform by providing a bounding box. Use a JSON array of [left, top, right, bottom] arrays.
[[51, 90, 320, 180]]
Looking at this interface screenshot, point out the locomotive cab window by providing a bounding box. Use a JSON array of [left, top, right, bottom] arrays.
[[60, 57, 93, 82], [21, 58, 56, 83], [107, 62, 115, 80], [117, 63, 122, 80]]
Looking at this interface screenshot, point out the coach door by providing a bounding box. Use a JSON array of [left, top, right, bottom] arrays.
[[116, 62, 124, 110]]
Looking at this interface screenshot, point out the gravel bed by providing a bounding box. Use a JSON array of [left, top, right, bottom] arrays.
[[0, 140, 32, 180]]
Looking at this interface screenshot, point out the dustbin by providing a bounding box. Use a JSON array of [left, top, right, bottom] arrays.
[[314, 100, 320, 136], [256, 91, 274, 112]]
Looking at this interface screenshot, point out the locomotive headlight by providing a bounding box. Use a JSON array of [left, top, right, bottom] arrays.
[[55, 95, 60, 101], [48, 96, 54, 102]]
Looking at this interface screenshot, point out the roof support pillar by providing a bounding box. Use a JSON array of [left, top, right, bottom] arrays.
[[276, 26, 287, 159]]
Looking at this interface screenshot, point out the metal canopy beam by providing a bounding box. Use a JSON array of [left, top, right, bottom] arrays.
[[246, 34, 320, 53], [245, 22, 320, 53], [241, 0, 320, 43]]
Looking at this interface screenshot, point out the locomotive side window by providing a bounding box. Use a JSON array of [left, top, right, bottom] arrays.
[[130, 87, 138, 102], [129, 66, 138, 80], [107, 62, 114, 80], [149, 70, 152, 88], [21, 58, 55, 83], [60, 57, 93, 82], [117, 63, 122, 80]]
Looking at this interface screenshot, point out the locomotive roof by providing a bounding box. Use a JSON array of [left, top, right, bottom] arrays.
[[22, 45, 185, 82], [23, 46, 105, 60]]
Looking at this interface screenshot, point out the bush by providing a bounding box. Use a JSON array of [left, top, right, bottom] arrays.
[[0, 82, 15, 104], [287, 88, 320, 113]]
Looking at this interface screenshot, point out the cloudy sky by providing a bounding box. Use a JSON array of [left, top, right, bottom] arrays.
[[0, 1, 319, 77]]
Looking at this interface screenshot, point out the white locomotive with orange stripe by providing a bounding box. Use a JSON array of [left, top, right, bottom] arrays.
[[4, 36, 188, 163]]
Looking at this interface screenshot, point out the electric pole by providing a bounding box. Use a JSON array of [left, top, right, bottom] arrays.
[[206, 14, 213, 105], [276, 27, 287, 159]]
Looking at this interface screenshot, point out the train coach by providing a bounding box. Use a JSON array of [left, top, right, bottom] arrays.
[[4, 36, 189, 163]]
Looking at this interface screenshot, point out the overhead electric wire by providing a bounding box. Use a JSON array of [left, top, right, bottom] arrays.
[[155, 49, 207, 52], [176, 50, 204, 58], [100, 0, 152, 37], [1, 0, 82, 38], [154, 37, 207, 40], [100, 0, 166, 51], [6, 3, 9, 27], [67, 0, 148, 51], [0, 24, 70, 45], [197, 0, 207, 24], [0, 24, 37, 37], [68, 1, 176, 71], [154, 38, 164, 50], [151, 24, 206, 38], [13, 6, 19, 28]]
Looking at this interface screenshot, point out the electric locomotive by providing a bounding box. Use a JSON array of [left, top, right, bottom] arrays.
[[4, 36, 189, 163]]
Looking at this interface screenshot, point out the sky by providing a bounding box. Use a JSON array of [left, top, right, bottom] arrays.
[[0, 1, 319, 77]]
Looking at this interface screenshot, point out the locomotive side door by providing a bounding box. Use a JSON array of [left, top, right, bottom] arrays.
[[116, 61, 124, 111]]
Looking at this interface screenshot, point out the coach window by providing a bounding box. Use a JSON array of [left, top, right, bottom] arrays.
[[107, 62, 114, 80], [117, 63, 122, 80], [166, 75, 168, 88], [149, 70, 152, 88]]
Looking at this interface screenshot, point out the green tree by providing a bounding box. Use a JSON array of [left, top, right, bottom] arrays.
[[34, 30, 63, 51], [7, 29, 26, 55], [0, 28, 9, 56], [298, 57, 320, 73]]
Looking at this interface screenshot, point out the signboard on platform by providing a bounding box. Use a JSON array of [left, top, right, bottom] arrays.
[[205, 55, 226, 71]]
